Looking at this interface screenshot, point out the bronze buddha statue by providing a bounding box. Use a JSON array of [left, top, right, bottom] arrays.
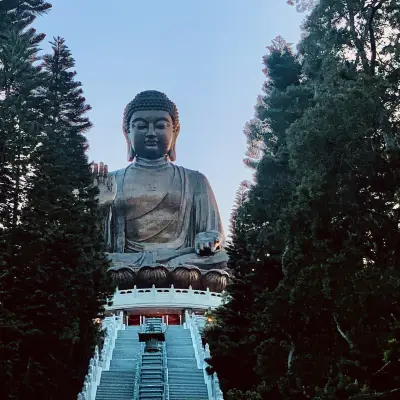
[[95, 90, 229, 291]]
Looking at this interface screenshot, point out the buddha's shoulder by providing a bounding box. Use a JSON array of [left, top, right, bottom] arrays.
[[108, 167, 126, 177], [173, 164, 209, 183], [107, 163, 210, 183]]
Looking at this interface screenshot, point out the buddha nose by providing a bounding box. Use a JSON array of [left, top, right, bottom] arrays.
[[146, 123, 156, 137]]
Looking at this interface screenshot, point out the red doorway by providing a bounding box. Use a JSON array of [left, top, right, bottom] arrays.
[[166, 314, 180, 325], [128, 315, 140, 325]]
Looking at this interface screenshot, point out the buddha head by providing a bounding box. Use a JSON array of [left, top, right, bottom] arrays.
[[123, 90, 180, 162]]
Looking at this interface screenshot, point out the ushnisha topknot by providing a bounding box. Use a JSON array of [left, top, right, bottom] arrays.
[[123, 90, 180, 136], [123, 90, 180, 161]]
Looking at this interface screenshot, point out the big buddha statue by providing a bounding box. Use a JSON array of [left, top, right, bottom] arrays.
[[95, 90, 229, 292]]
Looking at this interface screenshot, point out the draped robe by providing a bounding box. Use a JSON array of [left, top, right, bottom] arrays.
[[103, 158, 227, 269]]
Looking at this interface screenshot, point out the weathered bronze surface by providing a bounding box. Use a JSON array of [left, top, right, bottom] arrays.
[[95, 90, 229, 291]]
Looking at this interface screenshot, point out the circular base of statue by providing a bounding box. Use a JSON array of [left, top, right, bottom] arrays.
[[108, 262, 230, 292]]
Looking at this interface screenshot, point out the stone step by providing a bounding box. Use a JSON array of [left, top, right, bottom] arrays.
[[110, 359, 137, 367], [97, 387, 134, 392], [168, 371, 204, 376], [169, 396, 207, 400], [142, 353, 162, 358], [166, 348, 195, 353], [97, 377, 135, 382], [139, 395, 163, 400], [169, 387, 208, 393], [169, 391, 208, 396], [114, 341, 140, 345], [100, 374, 135, 379], [112, 352, 140, 356], [167, 361, 197, 367], [142, 355, 162, 360], [168, 374, 205, 381], [139, 386, 163, 394], [141, 373, 163, 380], [141, 368, 163, 374], [142, 361, 162, 366], [116, 335, 140, 340]]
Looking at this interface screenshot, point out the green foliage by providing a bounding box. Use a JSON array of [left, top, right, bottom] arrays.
[[0, 6, 115, 398], [205, 40, 311, 396], [0, 2, 51, 394], [208, 1, 400, 399]]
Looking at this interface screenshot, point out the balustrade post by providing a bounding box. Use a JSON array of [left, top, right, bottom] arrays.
[[118, 310, 124, 329], [171, 284, 176, 298]]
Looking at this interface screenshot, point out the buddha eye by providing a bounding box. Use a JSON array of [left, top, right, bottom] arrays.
[[156, 124, 166, 130], [135, 124, 147, 130]]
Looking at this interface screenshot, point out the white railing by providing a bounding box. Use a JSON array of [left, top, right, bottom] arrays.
[[77, 312, 124, 400], [163, 342, 170, 400], [133, 343, 144, 400], [107, 285, 223, 311], [204, 343, 224, 400], [185, 311, 224, 400]]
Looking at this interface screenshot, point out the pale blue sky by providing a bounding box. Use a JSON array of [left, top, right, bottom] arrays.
[[34, 0, 304, 230]]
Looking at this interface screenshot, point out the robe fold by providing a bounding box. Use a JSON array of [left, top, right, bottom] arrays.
[[103, 160, 226, 268]]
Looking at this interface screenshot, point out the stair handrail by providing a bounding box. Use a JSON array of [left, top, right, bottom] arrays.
[[77, 311, 124, 400], [162, 341, 170, 400], [185, 311, 224, 400], [204, 343, 224, 400], [133, 342, 144, 400]]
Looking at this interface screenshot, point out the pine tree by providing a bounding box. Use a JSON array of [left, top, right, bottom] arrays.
[[214, 1, 400, 398], [228, 180, 250, 239], [205, 39, 312, 398], [1, 35, 114, 399], [274, 1, 400, 397], [286, 0, 316, 12], [0, 1, 50, 395], [0, 0, 51, 231]]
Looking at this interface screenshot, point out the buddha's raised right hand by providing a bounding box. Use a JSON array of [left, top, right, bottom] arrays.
[[91, 161, 117, 205]]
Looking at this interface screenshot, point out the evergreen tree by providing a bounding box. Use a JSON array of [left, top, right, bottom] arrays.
[[286, 0, 316, 12], [17, 37, 113, 399], [228, 180, 250, 239], [0, 1, 50, 394], [1, 33, 115, 398], [275, 1, 400, 397], [0, 0, 51, 231], [205, 38, 312, 398], [209, 1, 400, 399]]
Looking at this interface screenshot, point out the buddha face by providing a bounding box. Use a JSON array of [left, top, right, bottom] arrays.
[[128, 110, 175, 160]]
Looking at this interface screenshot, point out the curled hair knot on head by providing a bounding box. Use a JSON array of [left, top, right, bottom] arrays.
[[123, 90, 180, 161]]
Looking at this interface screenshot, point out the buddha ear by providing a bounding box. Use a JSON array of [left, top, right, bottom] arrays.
[[168, 144, 176, 162], [128, 145, 135, 162], [168, 126, 180, 162]]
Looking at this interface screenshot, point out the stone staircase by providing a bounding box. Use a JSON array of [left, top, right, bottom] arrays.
[[95, 326, 140, 400], [166, 325, 208, 400], [137, 317, 165, 400], [144, 317, 162, 332], [95, 317, 210, 400]]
